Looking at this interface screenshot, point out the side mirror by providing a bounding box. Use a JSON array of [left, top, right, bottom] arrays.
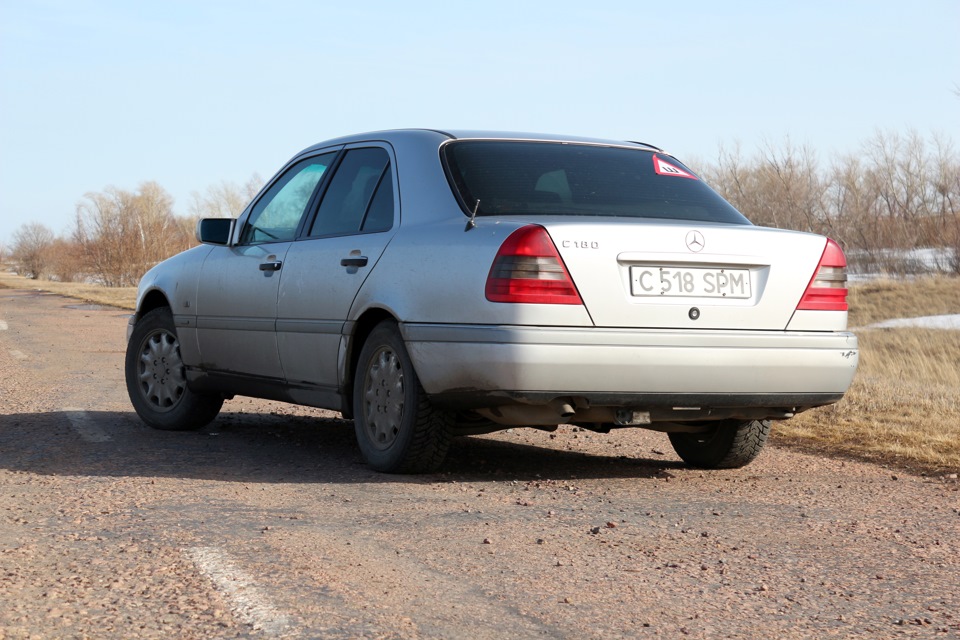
[[196, 218, 235, 246]]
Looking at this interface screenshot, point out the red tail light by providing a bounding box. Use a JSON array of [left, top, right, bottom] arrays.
[[485, 225, 583, 305], [797, 238, 848, 311]]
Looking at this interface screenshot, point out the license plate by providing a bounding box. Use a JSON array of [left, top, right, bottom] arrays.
[[630, 266, 752, 299]]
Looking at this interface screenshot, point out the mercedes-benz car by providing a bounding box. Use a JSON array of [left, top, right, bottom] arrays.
[[125, 129, 858, 473]]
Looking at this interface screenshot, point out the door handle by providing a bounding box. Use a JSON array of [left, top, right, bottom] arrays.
[[259, 261, 283, 271], [340, 256, 369, 267]]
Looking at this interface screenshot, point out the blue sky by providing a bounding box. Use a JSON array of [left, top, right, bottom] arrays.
[[1, 0, 958, 246]]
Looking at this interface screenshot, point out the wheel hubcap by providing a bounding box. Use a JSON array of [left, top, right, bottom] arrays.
[[137, 329, 186, 411], [362, 347, 404, 450]]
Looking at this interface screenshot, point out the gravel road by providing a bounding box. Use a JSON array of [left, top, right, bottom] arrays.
[[1, 286, 958, 639]]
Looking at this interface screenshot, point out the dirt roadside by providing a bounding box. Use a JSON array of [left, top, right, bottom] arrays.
[[1, 286, 958, 639]]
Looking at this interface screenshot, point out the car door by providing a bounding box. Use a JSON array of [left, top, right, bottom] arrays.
[[195, 151, 337, 379], [276, 145, 397, 389]]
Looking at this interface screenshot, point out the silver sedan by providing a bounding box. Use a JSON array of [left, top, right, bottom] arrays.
[[125, 130, 858, 473]]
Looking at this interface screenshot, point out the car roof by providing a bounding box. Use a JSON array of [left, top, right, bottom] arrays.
[[297, 129, 663, 155]]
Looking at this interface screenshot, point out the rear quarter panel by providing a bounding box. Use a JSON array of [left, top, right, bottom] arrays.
[[349, 216, 594, 326]]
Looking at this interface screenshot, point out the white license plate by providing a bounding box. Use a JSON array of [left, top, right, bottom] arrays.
[[630, 266, 752, 299]]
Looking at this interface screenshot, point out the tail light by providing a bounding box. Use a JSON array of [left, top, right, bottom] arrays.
[[485, 225, 583, 305], [797, 238, 848, 311]]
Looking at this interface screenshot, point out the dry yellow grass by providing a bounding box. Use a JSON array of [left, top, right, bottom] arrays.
[[775, 276, 960, 474], [3, 267, 959, 472], [846, 275, 960, 327], [0, 271, 136, 310], [776, 329, 960, 473]]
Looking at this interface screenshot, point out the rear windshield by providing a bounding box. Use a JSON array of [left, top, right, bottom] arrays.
[[443, 141, 750, 225]]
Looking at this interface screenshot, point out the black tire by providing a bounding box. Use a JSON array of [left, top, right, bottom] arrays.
[[668, 419, 770, 469], [353, 321, 451, 473], [125, 307, 223, 431]]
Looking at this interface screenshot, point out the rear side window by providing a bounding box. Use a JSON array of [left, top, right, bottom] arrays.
[[309, 147, 393, 237], [443, 141, 750, 225]]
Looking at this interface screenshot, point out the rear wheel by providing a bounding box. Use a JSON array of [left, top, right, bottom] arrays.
[[353, 321, 451, 473], [668, 419, 770, 469], [125, 307, 223, 431]]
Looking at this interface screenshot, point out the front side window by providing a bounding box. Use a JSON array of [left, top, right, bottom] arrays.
[[240, 152, 336, 244], [309, 147, 393, 237], [443, 141, 751, 225]]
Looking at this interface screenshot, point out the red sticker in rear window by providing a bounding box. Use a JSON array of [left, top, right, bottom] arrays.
[[653, 155, 698, 180]]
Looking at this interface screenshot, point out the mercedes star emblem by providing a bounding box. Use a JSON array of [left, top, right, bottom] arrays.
[[685, 230, 705, 252]]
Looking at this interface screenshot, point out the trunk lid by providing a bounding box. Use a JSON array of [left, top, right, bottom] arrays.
[[543, 219, 827, 331]]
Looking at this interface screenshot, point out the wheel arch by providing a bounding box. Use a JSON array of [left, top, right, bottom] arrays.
[[342, 308, 400, 417], [136, 289, 172, 321]]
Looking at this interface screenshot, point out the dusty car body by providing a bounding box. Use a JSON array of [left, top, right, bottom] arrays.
[[126, 129, 858, 472]]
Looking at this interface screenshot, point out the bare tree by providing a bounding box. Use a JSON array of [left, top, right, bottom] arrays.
[[45, 237, 86, 283], [825, 154, 873, 264], [930, 132, 960, 273], [74, 182, 191, 286], [757, 138, 826, 234], [188, 174, 263, 219], [705, 139, 828, 235], [11, 222, 55, 279], [704, 130, 959, 276]]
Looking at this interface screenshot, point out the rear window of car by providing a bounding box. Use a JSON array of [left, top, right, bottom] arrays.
[[442, 141, 751, 225]]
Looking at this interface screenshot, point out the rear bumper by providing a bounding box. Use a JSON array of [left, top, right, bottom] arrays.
[[402, 323, 858, 411]]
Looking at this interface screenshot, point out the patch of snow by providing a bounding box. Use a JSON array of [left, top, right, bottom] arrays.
[[860, 314, 960, 330]]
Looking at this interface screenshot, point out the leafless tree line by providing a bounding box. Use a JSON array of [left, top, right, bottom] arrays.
[[6, 130, 959, 286], [702, 130, 960, 274], [6, 176, 260, 285]]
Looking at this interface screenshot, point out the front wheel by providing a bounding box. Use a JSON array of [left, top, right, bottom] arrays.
[[353, 321, 451, 473], [125, 307, 223, 431], [668, 419, 771, 469]]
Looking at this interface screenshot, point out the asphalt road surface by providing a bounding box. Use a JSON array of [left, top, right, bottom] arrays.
[[1, 286, 958, 639]]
